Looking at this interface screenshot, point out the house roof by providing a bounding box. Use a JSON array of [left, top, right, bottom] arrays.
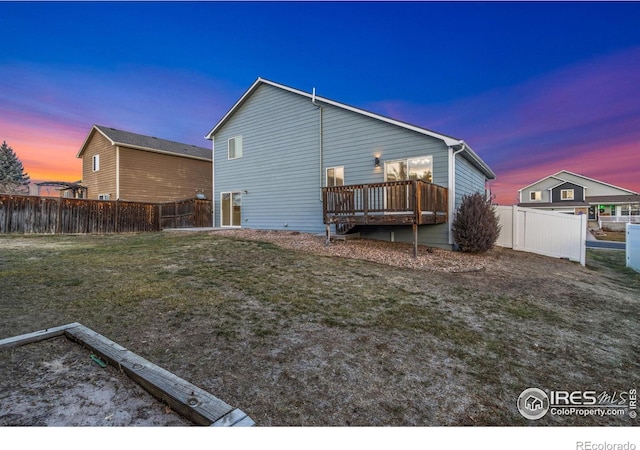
[[518, 201, 590, 208], [587, 194, 640, 204], [77, 125, 212, 161], [519, 170, 639, 195], [205, 77, 495, 179]]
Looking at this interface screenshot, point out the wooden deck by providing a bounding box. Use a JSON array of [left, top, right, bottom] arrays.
[[322, 180, 448, 227]]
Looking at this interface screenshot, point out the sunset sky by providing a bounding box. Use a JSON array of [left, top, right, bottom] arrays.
[[1, 1, 639, 205]]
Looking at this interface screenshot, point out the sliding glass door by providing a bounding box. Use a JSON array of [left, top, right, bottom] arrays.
[[221, 192, 242, 227]]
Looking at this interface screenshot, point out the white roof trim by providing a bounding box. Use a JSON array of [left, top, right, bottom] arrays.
[[547, 180, 588, 191], [76, 125, 113, 158], [206, 78, 462, 145], [113, 144, 212, 162], [519, 170, 638, 195], [518, 175, 565, 192], [205, 77, 495, 179], [556, 170, 639, 195]]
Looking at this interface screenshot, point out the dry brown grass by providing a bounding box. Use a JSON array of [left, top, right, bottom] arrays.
[[1, 230, 639, 426]]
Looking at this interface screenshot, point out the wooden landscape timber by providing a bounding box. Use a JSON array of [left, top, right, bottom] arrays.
[[0, 323, 254, 427]]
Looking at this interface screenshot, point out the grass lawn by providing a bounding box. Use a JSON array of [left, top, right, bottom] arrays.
[[593, 231, 626, 242], [1, 232, 639, 426]]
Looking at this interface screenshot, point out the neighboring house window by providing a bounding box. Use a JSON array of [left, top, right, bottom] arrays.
[[326, 167, 344, 187], [228, 136, 243, 159], [622, 205, 640, 216], [92, 155, 100, 172], [561, 189, 574, 200], [98, 194, 110, 200], [385, 156, 432, 182], [530, 191, 542, 201]]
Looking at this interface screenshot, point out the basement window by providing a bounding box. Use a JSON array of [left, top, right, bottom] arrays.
[[228, 136, 243, 160], [561, 189, 574, 200]]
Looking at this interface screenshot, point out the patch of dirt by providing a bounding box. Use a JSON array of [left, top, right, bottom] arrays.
[[0, 337, 193, 426], [209, 229, 489, 272]]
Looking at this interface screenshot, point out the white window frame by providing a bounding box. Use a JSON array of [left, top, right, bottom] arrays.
[[228, 136, 243, 160], [530, 191, 542, 201], [384, 155, 433, 182], [98, 194, 110, 200], [92, 154, 100, 172], [326, 166, 345, 187], [561, 189, 575, 200], [220, 191, 242, 227]]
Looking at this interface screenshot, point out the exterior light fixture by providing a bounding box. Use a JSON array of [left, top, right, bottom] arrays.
[[374, 157, 380, 167]]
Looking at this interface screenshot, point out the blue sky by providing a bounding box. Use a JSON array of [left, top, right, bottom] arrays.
[[1, 1, 639, 204]]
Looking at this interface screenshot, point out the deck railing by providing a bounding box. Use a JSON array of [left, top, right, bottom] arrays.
[[598, 215, 640, 224], [322, 180, 448, 226]]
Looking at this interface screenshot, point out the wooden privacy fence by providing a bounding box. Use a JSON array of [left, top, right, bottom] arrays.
[[0, 195, 212, 234], [160, 198, 212, 229]]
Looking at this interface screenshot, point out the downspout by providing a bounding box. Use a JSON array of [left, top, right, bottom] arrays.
[[448, 142, 466, 246], [115, 146, 120, 200], [312, 88, 323, 201], [211, 136, 215, 227]]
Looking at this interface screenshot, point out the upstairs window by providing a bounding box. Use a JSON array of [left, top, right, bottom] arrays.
[[228, 136, 243, 159], [530, 191, 542, 201], [561, 189, 574, 200], [92, 155, 100, 172]]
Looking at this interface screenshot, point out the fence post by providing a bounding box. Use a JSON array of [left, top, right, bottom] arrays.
[[57, 198, 63, 234], [511, 205, 519, 250], [579, 214, 587, 266], [115, 200, 120, 233]]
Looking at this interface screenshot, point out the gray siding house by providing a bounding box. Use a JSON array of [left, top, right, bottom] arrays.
[[518, 170, 640, 224], [205, 78, 495, 249]]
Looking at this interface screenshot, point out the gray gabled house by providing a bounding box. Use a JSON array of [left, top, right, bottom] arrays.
[[205, 78, 495, 250], [518, 169, 640, 227]]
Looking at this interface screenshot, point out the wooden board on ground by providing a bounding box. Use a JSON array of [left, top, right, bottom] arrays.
[[0, 323, 254, 427]]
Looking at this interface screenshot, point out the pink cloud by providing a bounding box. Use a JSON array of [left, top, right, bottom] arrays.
[[0, 115, 85, 182]]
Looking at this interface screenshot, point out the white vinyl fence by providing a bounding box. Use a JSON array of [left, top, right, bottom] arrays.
[[626, 223, 640, 273], [495, 206, 587, 266]]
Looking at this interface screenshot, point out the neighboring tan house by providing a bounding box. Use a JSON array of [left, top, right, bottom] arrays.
[[517, 170, 640, 226], [77, 125, 212, 202], [205, 78, 496, 250]]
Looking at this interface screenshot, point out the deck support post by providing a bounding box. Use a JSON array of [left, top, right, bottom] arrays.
[[412, 222, 418, 259], [325, 223, 331, 246]]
